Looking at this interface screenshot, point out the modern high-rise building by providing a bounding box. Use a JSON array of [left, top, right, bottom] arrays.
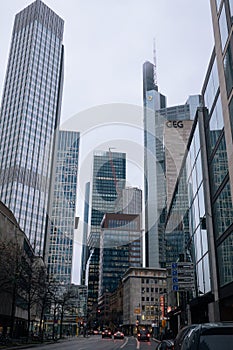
[[143, 62, 201, 268], [87, 150, 126, 313], [115, 187, 142, 215], [0, 0, 64, 256], [46, 131, 80, 285], [143, 61, 166, 269], [80, 182, 90, 285], [99, 213, 142, 298]]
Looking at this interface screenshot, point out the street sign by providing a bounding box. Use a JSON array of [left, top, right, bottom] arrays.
[[173, 285, 179, 291]]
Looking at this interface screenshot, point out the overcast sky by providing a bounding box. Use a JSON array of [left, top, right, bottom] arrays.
[[0, 1, 215, 283], [1, 0, 214, 119]]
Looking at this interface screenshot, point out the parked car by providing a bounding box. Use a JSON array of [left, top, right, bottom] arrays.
[[102, 329, 112, 338], [156, 339, 174, 349], [114, 331, 124, 339], [137, 329, 151, 341], [175, 323, 233, 350], [174, 324, 198, 349]]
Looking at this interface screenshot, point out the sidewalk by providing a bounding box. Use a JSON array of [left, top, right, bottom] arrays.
[[0, 336, 76, 350]]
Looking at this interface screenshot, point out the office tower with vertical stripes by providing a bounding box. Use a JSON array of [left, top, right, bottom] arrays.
[[0, 0, 64, 256], [47, 130, 80, 285]]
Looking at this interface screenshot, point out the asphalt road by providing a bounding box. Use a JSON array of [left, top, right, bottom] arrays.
[[20, 335, 159, 350]]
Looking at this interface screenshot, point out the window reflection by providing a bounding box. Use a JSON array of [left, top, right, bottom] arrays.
[[213, 181, 233, 239], [209, 135, 228, 194], [204, 59, 219, 110], [219, 3, 228, 51], [223, 36, 233, 96], [217, 232, 233, 286]]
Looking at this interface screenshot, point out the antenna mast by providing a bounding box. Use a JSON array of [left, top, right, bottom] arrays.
[[153, 38, 158, 86]]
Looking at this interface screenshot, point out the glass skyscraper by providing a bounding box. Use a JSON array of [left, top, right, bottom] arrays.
[[47, 130, 80, 285], [87, 150, 126, 312], [0, 0, 64, 256]]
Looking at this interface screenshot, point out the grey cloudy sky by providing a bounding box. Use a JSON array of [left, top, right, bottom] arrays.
[[1, 0, 214, 120], [0, 1, 215, 283]]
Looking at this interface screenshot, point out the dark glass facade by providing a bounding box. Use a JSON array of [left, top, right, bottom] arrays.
[[0, 0, 64, 255], [87, 151, 126, 312], [99, 213, 142, 296]]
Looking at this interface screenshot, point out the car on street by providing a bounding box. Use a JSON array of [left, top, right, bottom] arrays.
[[137, 329, 151, 341], [175, 322, 233, 350], [114, 331, 124, 339], [174, 324, 198, 349], [102, 329, 112, 339], [156, 339, 174, 349]]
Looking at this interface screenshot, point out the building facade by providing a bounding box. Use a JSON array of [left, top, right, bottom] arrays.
[[87, 151, 126, 313], [143, 61, 166, 268], [115, 187, 142, 215], [122, 267, 167, 335], [0, 0, 64, 256], [99, 213, 142, 297], [203, 0, 233, 320], [46, 130, 80, 285]]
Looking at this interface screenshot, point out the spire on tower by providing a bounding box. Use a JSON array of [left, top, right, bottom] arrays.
[[153, 38, 158, 86]]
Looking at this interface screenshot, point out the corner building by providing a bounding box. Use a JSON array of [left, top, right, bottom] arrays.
[[0, 0, 64, 256]]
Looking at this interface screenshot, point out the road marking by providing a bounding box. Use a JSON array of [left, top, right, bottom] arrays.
[[120, 337, 129, 348], [136, 338, 140, 349]]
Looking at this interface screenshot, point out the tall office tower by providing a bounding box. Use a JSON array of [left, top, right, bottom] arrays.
[[87, 150, 126, 313], [115, 187, 142, 215], [80, 182, 90, 285], [144, 63, 201, 268], [99, 213, 142, 298], [46, 131, 80, 285], [143, 61, 166, 268], [0, 0, 64, 256]]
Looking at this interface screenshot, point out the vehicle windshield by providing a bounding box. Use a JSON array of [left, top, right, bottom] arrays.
[[199, 334, 233, 349]]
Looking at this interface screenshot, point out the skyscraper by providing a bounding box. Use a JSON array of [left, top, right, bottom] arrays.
[[46, 130, 80, 285], [87, 150, 126, 312], [143, 60, 202, 268], [0, 0, 64, 256], [99, 213, 142, 297], [143, 61, 166, 268]]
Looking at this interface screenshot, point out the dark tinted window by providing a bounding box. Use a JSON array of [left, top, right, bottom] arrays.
[[199, 334, 233, 349]]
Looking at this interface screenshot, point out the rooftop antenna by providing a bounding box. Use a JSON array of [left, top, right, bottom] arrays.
[[153, 37, 158, 86]]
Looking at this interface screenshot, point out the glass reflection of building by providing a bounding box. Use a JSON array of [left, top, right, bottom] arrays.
[[99, 213, 142, 297], [47, 131, 80, 285], [87, 151, 126, 313], [0, 0, 64, 256]]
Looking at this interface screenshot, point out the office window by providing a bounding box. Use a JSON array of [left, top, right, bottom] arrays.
[[217, 232, 233, 286], [223, 37, 233, 96], [219, 3, 228, 51], [213, 181, 233, 239]]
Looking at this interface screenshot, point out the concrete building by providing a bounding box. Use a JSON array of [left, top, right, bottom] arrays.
[[0, 201, 42, 337], [0, 0, 64, 256], [122, 267, 167, 335]]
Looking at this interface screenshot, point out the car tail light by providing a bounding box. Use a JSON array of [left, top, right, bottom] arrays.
[[138, 333, 140, 337], [147, 333, 150, 337]]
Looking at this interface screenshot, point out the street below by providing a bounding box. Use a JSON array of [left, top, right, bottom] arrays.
[[22, 335, 159, 350]]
